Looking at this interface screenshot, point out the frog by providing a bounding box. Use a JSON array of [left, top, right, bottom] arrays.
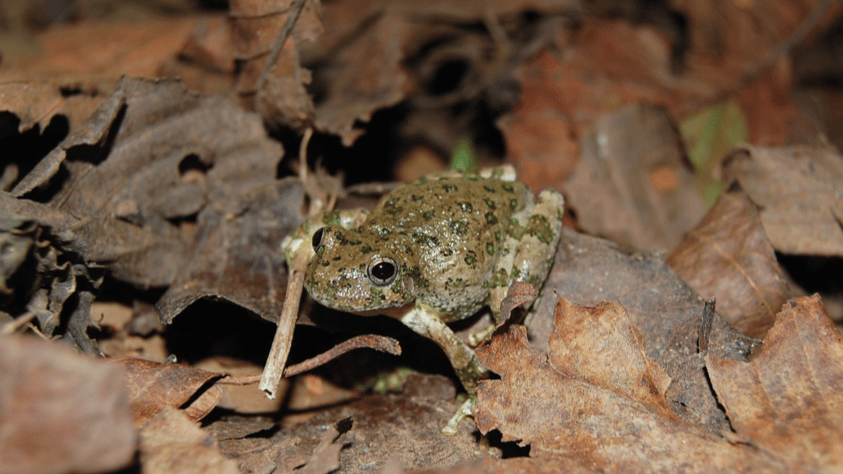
[[282, 165, 564, 434]]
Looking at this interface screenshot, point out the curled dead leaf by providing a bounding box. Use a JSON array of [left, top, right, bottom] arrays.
[[719, 144, 843, 256], [0, 335, 136, 474], [667, 190, 802, 338], [706, 294, 843, 472], [120, 358, 225, 428], [474, 297, 782, 471]]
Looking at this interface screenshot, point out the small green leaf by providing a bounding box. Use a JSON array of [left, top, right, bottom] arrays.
[[679, 101, 747, 206], [449, 136, 477, 171]]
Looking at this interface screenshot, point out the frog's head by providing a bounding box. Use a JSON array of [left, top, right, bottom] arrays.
[[304, 225, 415, 314]]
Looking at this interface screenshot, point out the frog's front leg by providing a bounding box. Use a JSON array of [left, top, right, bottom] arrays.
[[484, 189, 565, 332], [400, 303, 488, 435]]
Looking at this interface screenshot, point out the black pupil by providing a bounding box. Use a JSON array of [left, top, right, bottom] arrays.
[[371, 261, 395, 281], [312, 228, 324, 250]]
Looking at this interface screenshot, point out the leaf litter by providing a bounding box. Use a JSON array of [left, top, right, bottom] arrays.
[[1, 0, 843, 473]]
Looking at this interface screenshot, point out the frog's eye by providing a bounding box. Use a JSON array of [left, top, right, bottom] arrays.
[[312, 227, 325, 251], [368, 257, 399, 286]]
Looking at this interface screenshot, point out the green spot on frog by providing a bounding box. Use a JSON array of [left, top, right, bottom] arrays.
[[483, 184, 496, 193], [485, 213, 498, 225], [506, 217, 527, 240], [509, 199, 518, 210], [494, 231, 502, 241], [412, 232, 439, 248], [464, 250, 477, 266], [449, 220, 468, 236], [384, 198, 403, 216], [459, 202, 473, 212], [502, 183, 514, 192], [528, 215, 554, 244], [485, 242, 495, 255], [411, 194, 424, 202], [442, 183, 458, 192], [422, 211, 434, 220], [361, 244, 373, 254], [484, 198, 496, 210]]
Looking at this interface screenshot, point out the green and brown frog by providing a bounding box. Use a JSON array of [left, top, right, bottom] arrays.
[[282, 166, 563, 434]]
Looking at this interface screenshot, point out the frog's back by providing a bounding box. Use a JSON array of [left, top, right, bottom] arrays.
[[366, 173, 531, 318]]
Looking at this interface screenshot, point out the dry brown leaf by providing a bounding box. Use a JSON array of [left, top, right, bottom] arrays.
[[706, 294, 843, 472], [307, 0, 581, 147], [156, 178, 303, 326], [667, 190, 802, 337], [719, 144, 843, 256], [499, 20, 687, 191], [412, 456, 595, 474], [566, 104, 707, 251], [473, 298, 781, 471], [310, 10, 414, 145], [139, 406, 239, 474], [671, 0, 841, 91], [8, 77, 283, 289], [0, 335, 136, 474], [218, 374, 479, 474], [498, 281, 539, 327], [0, 78, 111, 135], [231, 0, 323, 131], [27, 17, 211, 79], [121, 358, 225, 428], [531, 228, 755, 434]]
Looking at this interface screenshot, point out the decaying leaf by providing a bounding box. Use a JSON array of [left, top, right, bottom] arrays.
[[121, 358, 225, 428], [139, 406, 239, 474], [231, 0, 324, 131], [566, 104, 707, 252], [0, 334, 136, 474], [218, 374, 479, 474], [719, 144, 843, 256], [473, 298, 781, 472], [530, 228, 756, 434], [0, 78, 111, 138], [706, 294, 843, 472], [156, 178, 304, 325], [6, 76, 284, 291], [309, 9, 414, 145], [26, 17, 211, 80], [0, 211, 104, 353], [498, 281, 539, 327], [668, 189, 802, 338]]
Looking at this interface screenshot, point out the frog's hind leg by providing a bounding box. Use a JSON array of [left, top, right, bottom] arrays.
[[488, 189, 564, 323], [400, 303, 488, 434]]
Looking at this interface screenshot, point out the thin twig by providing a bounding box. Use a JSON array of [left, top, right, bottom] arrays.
[[0, 312, 36, 335], [224, 335, 401, 385], [259, 249, 308, 398]]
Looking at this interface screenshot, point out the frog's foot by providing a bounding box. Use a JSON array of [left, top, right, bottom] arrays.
[[442, 396, 476, 436]]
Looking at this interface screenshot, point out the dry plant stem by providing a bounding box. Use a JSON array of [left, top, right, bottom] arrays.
[[0, 312, 36, 335], [259, 249, 308, 398], [299, 127, 313, 184], [224, 335, 401, 385], [254, 0, 308, 111]]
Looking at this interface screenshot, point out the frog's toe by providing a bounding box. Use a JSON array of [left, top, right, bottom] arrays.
[[442, 397, 476, 436]]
